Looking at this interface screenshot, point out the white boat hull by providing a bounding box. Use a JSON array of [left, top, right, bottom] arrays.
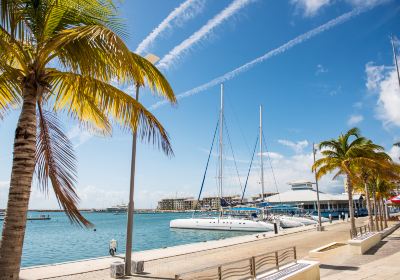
[[278, 217, 304, 228], [310, 215, 329, 222], [284, 216, 317, 225], [170, 218, 274, 232]]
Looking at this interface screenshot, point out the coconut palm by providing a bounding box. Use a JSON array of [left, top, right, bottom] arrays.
[[312, 128, 387, 233], [359, 162, 400, 231], [374, 177, 398, 229], [352, 153, 394, 231], [0, 1, 176, 278]]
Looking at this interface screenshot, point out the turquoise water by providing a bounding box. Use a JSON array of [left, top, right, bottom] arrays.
[[0, 212, 249, 267]]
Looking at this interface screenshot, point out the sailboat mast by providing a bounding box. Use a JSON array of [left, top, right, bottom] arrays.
[[391, 36, 400, 90], [260, 105, 265, 202], [219, 84, 224, 203]]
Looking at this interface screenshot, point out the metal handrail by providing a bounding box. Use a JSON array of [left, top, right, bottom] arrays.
[[175, 246, 297, 280], [349, 224, 371, 239]]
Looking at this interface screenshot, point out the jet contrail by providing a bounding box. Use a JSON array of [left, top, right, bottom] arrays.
[[151, 4, 378, 110], [157, 0, 254, 70], [135, 0, 205, 55]]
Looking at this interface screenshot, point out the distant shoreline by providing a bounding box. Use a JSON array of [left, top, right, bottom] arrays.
[[0, 209, 216, 214]]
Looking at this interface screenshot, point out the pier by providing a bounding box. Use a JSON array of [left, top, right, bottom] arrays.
[[18, 217, 400, 280]]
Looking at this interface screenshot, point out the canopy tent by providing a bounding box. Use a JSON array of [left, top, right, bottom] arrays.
[[390, 195, 400, 204]]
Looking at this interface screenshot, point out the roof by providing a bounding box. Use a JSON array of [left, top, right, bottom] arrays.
[[229, 207, 261, 212], [265, 189, 361, 203], [288, 180, 314, 185]]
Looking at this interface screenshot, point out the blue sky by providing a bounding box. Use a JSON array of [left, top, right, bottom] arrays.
[[1, 0, 400, 209]]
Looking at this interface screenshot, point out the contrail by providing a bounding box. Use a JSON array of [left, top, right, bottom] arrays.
[[157, 0, 254, 70], [151, 4, 377, 110], [135, 0, 205, 55]]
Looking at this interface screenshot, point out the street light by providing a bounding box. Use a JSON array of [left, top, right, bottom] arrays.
[[125, 53, 160, 275], [312, 142, 323, 231]]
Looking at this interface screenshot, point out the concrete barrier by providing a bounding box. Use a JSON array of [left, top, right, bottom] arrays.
[[258, 260, 320, 280], [348, 232, 381, 255]]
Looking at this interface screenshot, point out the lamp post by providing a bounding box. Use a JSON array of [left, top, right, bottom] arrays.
[[313, 143, 323, 231], [125, 53, 160, 275]]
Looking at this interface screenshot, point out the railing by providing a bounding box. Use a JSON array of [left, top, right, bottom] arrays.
[[174, 246, 297, 280], [350, 224, 371, 239]]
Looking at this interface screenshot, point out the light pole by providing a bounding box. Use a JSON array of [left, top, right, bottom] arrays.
[[125, 53, 160, 275], [313, 142, 323, 231]]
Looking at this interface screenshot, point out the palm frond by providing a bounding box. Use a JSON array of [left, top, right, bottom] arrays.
[[36, 103, 91, 227], [0, 70, 22, 118], [47, 70, 174, 155], [130, 52, 176, 103]]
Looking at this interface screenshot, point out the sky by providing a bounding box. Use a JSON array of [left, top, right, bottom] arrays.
[[1, 0, 400, 209]]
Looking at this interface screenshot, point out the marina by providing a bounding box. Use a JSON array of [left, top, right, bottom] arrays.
[[0, 1, 399, 279], [0, 212, 250, 268]]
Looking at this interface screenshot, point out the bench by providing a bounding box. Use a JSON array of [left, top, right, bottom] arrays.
[[174, 246, 320, 280], [348, 232, 381, 255], [258, 260, 319, 280]]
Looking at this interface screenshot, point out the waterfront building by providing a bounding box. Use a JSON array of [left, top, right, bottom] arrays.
[[158, 195, 242, 211], [202, 195, 242, 210], [157, 197, 197, 211], [264, 181, 365, 217], [251, 192, 279, 202]]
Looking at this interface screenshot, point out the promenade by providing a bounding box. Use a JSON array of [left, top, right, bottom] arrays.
[[320, 223, 400, 279], [19, 218, 371, 280]]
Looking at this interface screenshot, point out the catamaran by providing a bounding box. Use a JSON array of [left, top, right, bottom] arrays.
[[170, 84, 274, 232], [254, 106, 317, 228]]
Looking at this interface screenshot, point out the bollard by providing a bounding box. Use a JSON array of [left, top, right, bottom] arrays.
[[131, 260, 145, 274], [274, 221, 278, 234], [110, 261, 124, 278]]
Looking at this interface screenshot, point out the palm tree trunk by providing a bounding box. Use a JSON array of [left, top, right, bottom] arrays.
[[0, 86, 37, 280], [347, 176, 356, 233], [364, 183, 373, 230], [378, 197, 384, 231], [382, 197, 388, 229], [372, 189, 379, 231]]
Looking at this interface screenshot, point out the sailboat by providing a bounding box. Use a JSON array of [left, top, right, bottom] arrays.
[[256, 106, 316, 228], [170, 85, 274, 232]]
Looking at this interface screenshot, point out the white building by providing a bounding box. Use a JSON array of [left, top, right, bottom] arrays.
[[265, 181, 364, 216]]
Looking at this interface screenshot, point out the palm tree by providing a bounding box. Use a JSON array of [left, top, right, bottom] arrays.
[[312, 128, 386, 233], [0, 1, 176, 278], [352, 153, 393, 231], [360, 162, 400, 231]]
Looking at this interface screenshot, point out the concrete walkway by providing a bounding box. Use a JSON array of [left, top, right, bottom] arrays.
[[21, 218, 400, 280], [20, 219, 363, 280], [320, 224, 400, 280]]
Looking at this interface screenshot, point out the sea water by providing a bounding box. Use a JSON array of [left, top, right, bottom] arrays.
[[0, 212, 249, 267]]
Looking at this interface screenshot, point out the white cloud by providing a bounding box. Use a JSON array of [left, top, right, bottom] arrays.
[[315, 64, 328, 75], [258, 151, 284, 160], [388, 145, 400, 163], [157, 0, 254, 70], [151, 4, 382, 110], [0, 181, 9, 189], [67, 125, 92, 148], [347, 114, 364, 126], [239, 151, 344, 196], [291, 0, 331, 17], [135, 0, 205, 54], [365, 62, 388, 91], [365, 62, 400, 128], [278, 139, 309, 153], [346, 0, 391, 8]]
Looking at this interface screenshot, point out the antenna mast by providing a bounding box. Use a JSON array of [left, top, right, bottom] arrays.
[[260, 105, 265, 201], [219, 84, 224, 204], [391, 35, 400, 90]]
